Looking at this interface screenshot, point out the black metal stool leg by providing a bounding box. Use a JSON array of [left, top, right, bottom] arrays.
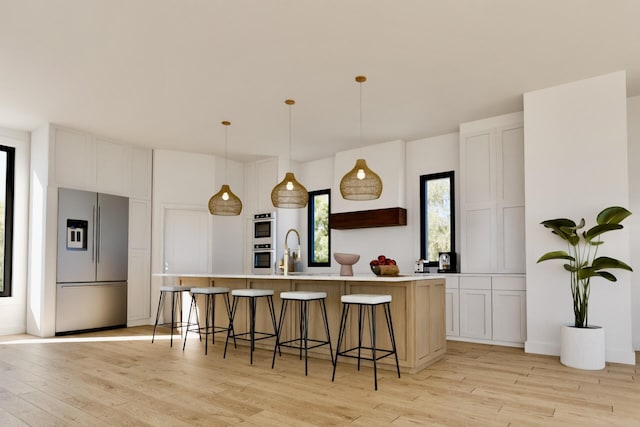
[[332, 303, 349, 382], [320, 299, 334, 365], [357, 304, 363, 370], [169, 291, 177, 347], [272, 299, 288, 368], [371, 304, 378, 391], [303, 300, 309, 376], [384, 303, 401, 378], [224, 296, 239, 358], [183, 293, 197, 351], [267, 295, 281, 356], [152, 291, 165, 343]]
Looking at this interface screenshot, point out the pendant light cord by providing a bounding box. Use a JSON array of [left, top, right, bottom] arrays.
[[359, 79, 363, 146]]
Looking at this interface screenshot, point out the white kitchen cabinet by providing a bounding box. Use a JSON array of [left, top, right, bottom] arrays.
[[127, 199, 152, 323], [459, 112, 525, 274], [257, 158, 278, 212], [53, 126, 96, 189], [129, 146, 152, 200], [492, 276, 526, 344], [445, 276, 460, 337], [95, 136, 128, 196], [459, 276, 492, 340]]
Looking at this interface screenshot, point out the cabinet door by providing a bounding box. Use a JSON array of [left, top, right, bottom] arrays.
[[445, 288, 459, 337], [492, 290, 526, 343], [257, 158, 278, 212], [460, 130, 497, 273], [496, 124, 525, 273], [459, 288, 492, 339], [129, 146, 152, 200], [95, 136, 128, 195], [128, 199, 151, 322], [53, 126, 95, 189]]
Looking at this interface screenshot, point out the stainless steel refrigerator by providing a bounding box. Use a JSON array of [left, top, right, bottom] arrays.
[[56, 188, 129, 334]]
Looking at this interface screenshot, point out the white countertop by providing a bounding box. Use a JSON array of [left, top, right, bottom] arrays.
[[154, 272, 444, 283]]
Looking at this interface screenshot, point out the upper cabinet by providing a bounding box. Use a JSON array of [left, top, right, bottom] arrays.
[[51, 124, 152, 200], [53, 126, 96, 189], [459, 112, 525, 274]]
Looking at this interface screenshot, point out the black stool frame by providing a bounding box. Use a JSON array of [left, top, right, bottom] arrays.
[[224, 293, 280, 364], [271, 297, 334, 375], [152, 288, 199, 347], [183, 291, 233, 355], [331, 300, 401, 390]]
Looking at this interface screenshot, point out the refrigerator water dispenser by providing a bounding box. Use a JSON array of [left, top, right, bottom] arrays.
[[66, 219, 88, 250]]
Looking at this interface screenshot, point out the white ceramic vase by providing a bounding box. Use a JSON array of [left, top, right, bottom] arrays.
[[560, 324, 605, 370]]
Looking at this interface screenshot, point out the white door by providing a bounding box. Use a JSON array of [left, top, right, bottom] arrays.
[[163, 208, 211, 274]]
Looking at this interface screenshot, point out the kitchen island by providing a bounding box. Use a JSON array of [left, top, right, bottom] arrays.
[[157, 273, 446, 373]]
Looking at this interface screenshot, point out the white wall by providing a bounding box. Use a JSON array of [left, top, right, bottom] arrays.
[[332, 140, 406, 213], [151, 149, 244, 297], [0, 127, 30, 335], [524, 71, 635, 364], [628, 95, 640, 350], [406, 132, 460, 272]]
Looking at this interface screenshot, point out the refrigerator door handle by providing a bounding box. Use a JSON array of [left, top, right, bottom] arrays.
[[92, 205, 96, 263], [97, 205, 101, 263]]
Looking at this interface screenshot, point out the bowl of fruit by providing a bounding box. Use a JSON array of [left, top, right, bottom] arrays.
[[369, 255, 400, 276]]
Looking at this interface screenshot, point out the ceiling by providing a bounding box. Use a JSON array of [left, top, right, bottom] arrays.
[[1, 0, 639, 163]]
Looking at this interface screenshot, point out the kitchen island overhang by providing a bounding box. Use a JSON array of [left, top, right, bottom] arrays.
[[155, 273, 446, 374]]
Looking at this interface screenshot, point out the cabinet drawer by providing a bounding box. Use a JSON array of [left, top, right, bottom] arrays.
[[492, 275, 525, 291], [459, 276, 491, 290]]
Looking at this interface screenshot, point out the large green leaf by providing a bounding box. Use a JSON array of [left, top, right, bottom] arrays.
[[584, 223, 623, 242], [541, 219, 577, 241], [591, 256, 633, 272], [537, 251, 574, 263], [596, 271, 618, 282], [597, 206, 632, 225]]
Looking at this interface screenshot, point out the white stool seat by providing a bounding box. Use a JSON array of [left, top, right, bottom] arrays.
[[341, 294, 392, 305], [160, 285, 186, 292], [232, 288, 274, 297], [280, 291, 327, 300], [191, 287, 230, 295]]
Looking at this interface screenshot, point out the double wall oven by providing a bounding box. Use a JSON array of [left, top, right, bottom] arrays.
[[252, 212, 276, 274]]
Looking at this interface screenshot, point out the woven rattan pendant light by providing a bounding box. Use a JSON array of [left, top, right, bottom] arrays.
[[339, 75, 383, 200], [271, 99, 309, 208], [208, 121, 243, 216]]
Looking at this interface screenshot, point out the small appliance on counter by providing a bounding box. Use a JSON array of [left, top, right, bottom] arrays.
[[437, 252, 457, 273], [414, 259, 429, 273]]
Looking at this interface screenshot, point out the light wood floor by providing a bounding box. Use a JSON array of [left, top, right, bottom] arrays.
[[0, 326, 638, 426]]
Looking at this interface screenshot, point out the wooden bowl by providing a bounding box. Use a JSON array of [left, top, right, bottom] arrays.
[[370, 264, 400, 276]]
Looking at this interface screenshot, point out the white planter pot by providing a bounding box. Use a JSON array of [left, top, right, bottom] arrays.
[[560, 324, 605, 370]]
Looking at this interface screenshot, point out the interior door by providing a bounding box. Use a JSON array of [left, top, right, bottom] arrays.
[[163, 208, 211, 274]]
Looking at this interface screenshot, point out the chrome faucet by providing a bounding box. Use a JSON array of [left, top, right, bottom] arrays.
[[283, 228, 301, 276]]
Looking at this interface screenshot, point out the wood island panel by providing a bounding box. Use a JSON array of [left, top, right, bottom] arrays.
[[173, 275, 446, 373]]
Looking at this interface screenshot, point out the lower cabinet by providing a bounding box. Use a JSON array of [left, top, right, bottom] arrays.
[[445, 278, 459, 337], [446, 274, 526, 346], [459, 276, 492, 340]]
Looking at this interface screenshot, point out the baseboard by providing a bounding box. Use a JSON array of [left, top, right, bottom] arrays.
[[524, 340, 560, 356]]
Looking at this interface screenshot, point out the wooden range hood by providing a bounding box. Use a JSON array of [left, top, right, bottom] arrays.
[[330, 207, 407, 230]]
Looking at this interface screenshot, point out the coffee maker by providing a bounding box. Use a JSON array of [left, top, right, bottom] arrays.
[[437, 252, 457, 273]]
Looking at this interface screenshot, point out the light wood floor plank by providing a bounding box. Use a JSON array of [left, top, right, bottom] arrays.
[[1, 327, 639, 426]]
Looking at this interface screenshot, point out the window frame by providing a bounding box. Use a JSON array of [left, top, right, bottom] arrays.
[[420, 170, 455, 267], [0, 145, 15, 297], [307, 189, 331, 267]]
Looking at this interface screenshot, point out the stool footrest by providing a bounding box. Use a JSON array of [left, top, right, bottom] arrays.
[[231, 331, 277, 343], [278, 338, 331, 351], [336, 346, 396, 362]]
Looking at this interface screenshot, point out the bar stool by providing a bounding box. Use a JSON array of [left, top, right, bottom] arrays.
[[152, 285, 199, 347], [331, 294, 401, 390], [224, 288, 279, 364], [271, 291, 333, 375], [182, 287, 231, 355]]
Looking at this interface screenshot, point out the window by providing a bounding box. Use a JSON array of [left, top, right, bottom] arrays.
[[420, 171, 455, 266], [307, 189, 330, 267], [0, 145, 15, 297]]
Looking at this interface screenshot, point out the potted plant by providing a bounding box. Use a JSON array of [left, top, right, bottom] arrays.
[[537, 206, 632, 370]]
